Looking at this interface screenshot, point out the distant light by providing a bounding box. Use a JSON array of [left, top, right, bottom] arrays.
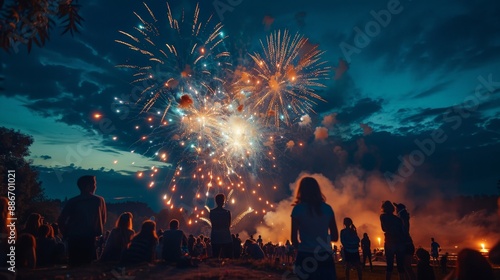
[[93, 113, 102, 119]]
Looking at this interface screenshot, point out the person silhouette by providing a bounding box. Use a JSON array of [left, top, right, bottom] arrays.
[[244, 239, 265, 260], [209, 194, 232, 259], [394, 203, 416, 280], [415, 248, 435, 280], [380, 201, 405, 280], [291, 176, 339, 280], [120, 220, 159, 265], [257, 235, 263, 247], [162, 219, 188, 263], [430, 238, 440, 265], [340, 217, 362, 280], [443, 248, 494, 280], [100, 212, 134, 263], [361, 233, 373, 271], [57, 175, 107, 266], [21, 213, 43, 238]]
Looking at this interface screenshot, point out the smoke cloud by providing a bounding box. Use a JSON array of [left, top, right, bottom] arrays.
[[255, 169, 500, 252], [299, 114, 311, 126], [314, 127, 329, 141], [322, 113, 338, 128]]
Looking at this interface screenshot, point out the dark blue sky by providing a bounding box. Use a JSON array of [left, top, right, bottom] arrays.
[[1, 0, 499, 213]]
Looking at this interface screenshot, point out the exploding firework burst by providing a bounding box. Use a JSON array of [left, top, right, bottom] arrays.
[[115, 2, 231, 118], [234, 30, 330, 127]]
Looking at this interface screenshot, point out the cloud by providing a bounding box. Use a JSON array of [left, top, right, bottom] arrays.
[[336, 98, 383, 124], [354, 138, 369, 161], [411, 81, 453, 99], [360, 123, 373, 135], [333, 145, 348, 167], [322, 113, 338, 127], [314, 126, 329, 141], [357, 0, 500, 74], [333, 58, 349, 80], [40, 155, 52, 160], [179, 94, 194, 109]]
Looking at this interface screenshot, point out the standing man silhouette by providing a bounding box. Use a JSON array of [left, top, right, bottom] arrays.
[[209, 193, 232, 259], [58, 175, 106, 266]]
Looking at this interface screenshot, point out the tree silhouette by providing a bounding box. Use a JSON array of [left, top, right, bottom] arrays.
[[0, 126, 45, 222], [0, 0, 83, 52]]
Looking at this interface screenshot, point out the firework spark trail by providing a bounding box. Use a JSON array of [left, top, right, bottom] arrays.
[[234, 30, 330, 127], [231, 207, 254, 228]]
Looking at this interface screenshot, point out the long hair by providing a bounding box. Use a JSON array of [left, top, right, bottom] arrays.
[[116, 212, 133, 230], [293, 177, 326, 216], [134, 220, 158, 243], [343, 217, 357, 232], [381, 201, 395, 214], [24, 213, 42, 236]]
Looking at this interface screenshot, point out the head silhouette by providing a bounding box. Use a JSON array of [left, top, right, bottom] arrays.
[[455, 248, 494, 280], [393, 202, 406, 212], [77, 175, 96, 194], [117, 212, 133, 230], [25, 213, 43, 232], [343, 217, 353, 227], [343, 217, 356, 231], [416, 248, 430, 263], [294, 177, 325, 204], [381, 201, 395, 214], [294, 177, 326, 216], [169, 219, 179, 229], [137, 220, 157, 241], [215, 193, 225, 207]]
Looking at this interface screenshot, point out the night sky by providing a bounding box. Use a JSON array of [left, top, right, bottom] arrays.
[[1, 0, 499, 221]]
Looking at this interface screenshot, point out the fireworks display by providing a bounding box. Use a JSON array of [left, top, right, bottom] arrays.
[[115, 2, 330, 227], [115, 2, 230, 118], [234, 30, 330, 127]]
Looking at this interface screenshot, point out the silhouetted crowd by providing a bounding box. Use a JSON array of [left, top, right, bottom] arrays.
[[1, 175, 499, 280]]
